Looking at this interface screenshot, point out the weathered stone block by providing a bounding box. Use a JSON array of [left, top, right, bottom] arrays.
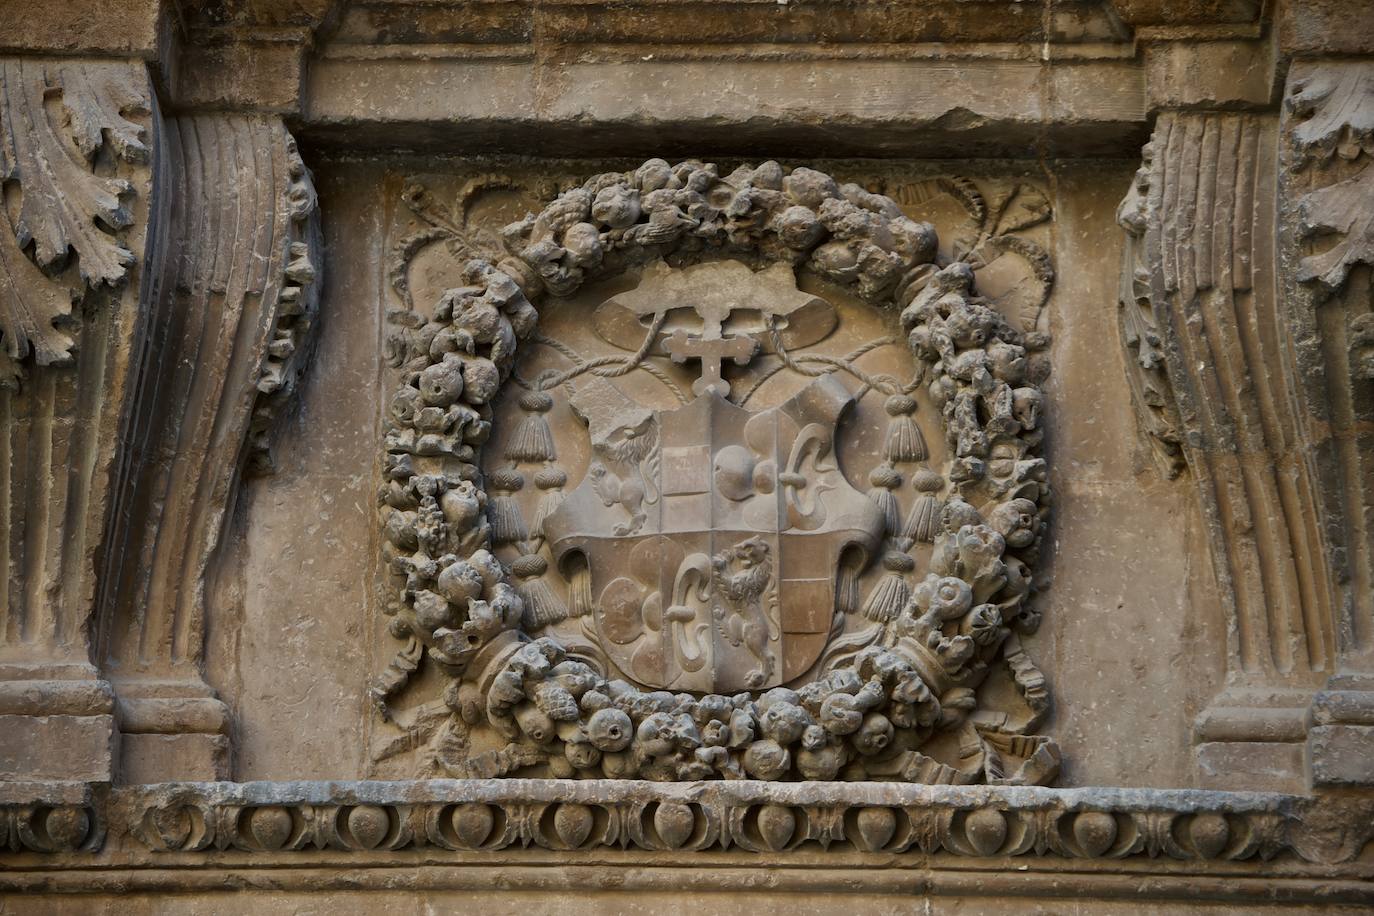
[[118, 734, 229, 785], [1309, 725, 1374, 787], [1197, 741, 1307, 793], [0, 714, 116, 783]]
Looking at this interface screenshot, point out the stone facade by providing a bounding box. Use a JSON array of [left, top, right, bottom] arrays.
[[1, 0, 1372, 911]]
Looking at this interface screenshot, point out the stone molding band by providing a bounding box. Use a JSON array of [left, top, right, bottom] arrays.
[[3, 781, 1373, 904], [5, 780, 1373, 862]]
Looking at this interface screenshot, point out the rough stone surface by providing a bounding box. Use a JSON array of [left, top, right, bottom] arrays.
[[2, 0, 1373, 911]]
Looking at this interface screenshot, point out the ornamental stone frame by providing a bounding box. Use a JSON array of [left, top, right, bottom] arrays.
[[2, 1, 1374, 913], [374, 161, 1058, 786]]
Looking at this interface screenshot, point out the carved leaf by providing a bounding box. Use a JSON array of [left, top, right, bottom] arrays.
[[0, 224, 74, 386], [905, 806, 953, 853], [1288, 64, 1374, 166], [369, 700, 448, 765], [428, 713, 471, 774], [400, 179, 460, 232], [0, 59, 147, 377], [1297, 163, 1374, 293]]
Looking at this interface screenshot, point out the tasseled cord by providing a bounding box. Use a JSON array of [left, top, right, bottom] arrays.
[[566, 555, 593, 618], [867, 464, 902, 537], [903, 467, 946, 544], [507, 390, 557, 463], [512, 553, 567, 629], [835, 562, 860, 615], [883, 394, 927, 463], [863, 549, 915, 623], [487, 467, 528, 545], [531, 466, 568, 540]]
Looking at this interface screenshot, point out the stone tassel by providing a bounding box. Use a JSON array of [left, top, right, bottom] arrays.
[[487, 467, 528, 545], [836, 563, 860, 615], [531, 466, 568, 539], [902, 467, 946, 543], [863, 550, 916, 622], [567, 557, 593, 618], [508, 390, 557, 462], [867, 465, 902, 537], [883, 394, 927, 462], [513, 554, 567, 629]]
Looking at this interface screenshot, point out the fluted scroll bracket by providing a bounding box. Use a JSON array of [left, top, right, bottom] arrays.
[[1118, 65, 1374, 790], [1118, 111, 1336, 791], [94, 113, 321, 783]]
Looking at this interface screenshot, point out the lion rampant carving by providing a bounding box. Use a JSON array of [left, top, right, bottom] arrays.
[[711, 536, 776, 688]]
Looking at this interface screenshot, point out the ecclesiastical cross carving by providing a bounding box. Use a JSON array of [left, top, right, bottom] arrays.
[[661, 323, 758, 397]]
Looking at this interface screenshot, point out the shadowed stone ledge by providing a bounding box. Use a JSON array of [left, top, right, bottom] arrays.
[[4, 779, 1373, 899]]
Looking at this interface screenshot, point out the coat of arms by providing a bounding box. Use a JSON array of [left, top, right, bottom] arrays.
[[376, 159, 1057, 786], [545, 373, 884, 692], [541, 261, 885, 692]]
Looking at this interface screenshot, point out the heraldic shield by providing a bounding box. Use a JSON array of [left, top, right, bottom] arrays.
[[543, 373, 886, 693]]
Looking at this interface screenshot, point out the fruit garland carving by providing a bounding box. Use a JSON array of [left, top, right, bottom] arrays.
[[377, 160, 1057, 784]]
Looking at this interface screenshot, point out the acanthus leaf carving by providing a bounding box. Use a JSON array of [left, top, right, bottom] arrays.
[[0, 223, 74, 380], [0, 58, 150, 386], [1294, 163, 1374, 293], [1287, 64, 1374, 167], [1288, 66, 1374, 297]]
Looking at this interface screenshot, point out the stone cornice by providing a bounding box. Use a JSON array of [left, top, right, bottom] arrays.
[[10, 0, 1349, 153], [2, 780, 1372, 903]]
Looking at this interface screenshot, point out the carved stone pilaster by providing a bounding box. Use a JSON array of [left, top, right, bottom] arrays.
[[1119, 111, 1337, 789], [95, 113, 320, 782], [0, 58, 163, 782], [1280, 61, 1374, 787]]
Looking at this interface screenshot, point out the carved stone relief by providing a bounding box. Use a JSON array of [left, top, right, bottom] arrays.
[[8, 0, 1374, 909], [0, 57, 159, 782], [1282, 61, 1374, 787], [94, 114, 321, 782], [0, 58, 150, 386], [1115, 111, 1343, 787], [375, 160, 1057, 784]]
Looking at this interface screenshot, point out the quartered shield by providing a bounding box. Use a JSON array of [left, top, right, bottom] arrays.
[[543, 373, 885, 693]]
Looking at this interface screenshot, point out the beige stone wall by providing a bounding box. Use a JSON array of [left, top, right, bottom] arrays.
[[2, 0, 1374, 911], [202, 158, 1224, 789]]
